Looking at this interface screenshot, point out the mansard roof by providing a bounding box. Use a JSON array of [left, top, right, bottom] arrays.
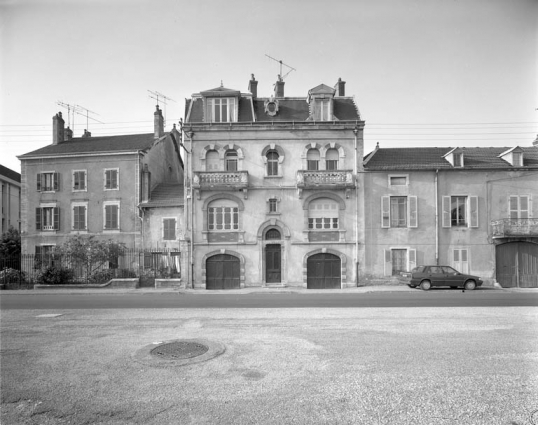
[[364, 146, 538, 170], [18, 133, 160, 159]]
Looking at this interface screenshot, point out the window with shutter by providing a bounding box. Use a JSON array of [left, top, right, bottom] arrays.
[[104, 169, 119, 190], [469, 196, 479, 227], [163, 218, 176, 240], [104, 203, 120, 230], [306, 149, 320, 171], [408, 196, 418, 227]]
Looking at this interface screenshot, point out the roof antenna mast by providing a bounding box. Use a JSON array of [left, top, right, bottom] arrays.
[[265, 54, 296, 80], [56, 101, 103, 134], [148, 90, 176, 127]]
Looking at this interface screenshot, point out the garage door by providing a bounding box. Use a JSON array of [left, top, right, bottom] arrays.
[[496, 242, 538, 288], [206, 254, 240, 290], [307, 253, 341, 289]]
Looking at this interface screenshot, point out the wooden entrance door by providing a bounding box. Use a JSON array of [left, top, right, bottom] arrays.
[[496, 242, 538, 288], [307, 253, 341, 289], [265, 244, 281, 283], [206, 254, 240, 290]]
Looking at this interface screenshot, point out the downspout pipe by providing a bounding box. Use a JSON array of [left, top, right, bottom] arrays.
[[435, 169, 439, 265], [353, 127, 359, 286]]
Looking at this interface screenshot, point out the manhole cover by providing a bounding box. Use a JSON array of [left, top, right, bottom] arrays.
[[133, 338, 225, 367], [151, 341, 209, 359]]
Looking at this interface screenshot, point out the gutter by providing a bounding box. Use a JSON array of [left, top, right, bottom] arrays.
[[435, 169, 439, 265]]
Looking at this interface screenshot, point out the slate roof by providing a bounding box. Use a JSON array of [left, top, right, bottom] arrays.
[[18, 133, 157, 158], [364, 147, 538, 170], [0, 164, 21, 182], [141, 183, 184, 208]]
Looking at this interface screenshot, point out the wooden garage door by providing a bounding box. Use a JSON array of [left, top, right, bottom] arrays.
[[206, 254, 240, 290], [496, 242, 538, 288], [307, 253, 341, 289]]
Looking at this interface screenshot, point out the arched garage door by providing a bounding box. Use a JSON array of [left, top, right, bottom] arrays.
[[307, 253, 341, 289], [206, 254, 240, 290], [496, 242, 538, 288]]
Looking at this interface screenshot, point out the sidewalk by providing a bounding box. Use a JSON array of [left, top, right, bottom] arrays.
[[0, 283, 515, 295]]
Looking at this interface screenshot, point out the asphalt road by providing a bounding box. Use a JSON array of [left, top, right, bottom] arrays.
[[1, 289, 538, 309], [1, 306, 537, 425]]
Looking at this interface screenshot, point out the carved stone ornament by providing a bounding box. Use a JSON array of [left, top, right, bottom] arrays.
[[264, 98, 279, 116]]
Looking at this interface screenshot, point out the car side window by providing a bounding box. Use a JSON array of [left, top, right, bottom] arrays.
[[441, 266, 457, 274], [430, 266, 442, 274]]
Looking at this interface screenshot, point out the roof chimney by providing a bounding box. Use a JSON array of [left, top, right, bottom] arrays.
[[64, 126, 73, 141], [334, 78, 346, 96], [82, 129, 91, 138], [52, 112, 65, 145], [154, 105, 164, 138], [534, 134, 538, 146], [274, 75, 285, 98], [248, 74, 258, 98]]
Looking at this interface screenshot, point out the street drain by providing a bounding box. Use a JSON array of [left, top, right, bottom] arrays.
[[151, 341, 209, 359], [133, 338, 225, 367]]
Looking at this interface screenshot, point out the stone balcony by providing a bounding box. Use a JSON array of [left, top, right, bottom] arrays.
[[296, 170, 355, 198], [491, 218, 538, 238], [193, 171, 249, 198]]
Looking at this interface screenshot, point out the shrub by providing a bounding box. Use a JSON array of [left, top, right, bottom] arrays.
[[36, 266, 75, 285], [0, 267, 26, 283], [88, 269, 115, 284]]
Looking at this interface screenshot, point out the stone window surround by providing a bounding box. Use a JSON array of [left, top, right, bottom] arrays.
[[200, 143, 244, 172], [301, 142, 346, 170]]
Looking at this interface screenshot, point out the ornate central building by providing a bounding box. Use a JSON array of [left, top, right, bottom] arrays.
[[182, 75, 365, 289]]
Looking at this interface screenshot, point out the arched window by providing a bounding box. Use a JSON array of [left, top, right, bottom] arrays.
[[308, 198, 339, 229], [206, 150, 219, 171], [208, 199, 238, 231], [225, 150, 238, 172], [325, 148, 339, 170], [265, 228, 281, 240], [306, 149, 320, 171], [266, 150, 279, 176]]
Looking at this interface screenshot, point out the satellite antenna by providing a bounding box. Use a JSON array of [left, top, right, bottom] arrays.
[[148, 90, 175, 126], [56, 102, 103, 133], [265, 54, 296, 80]]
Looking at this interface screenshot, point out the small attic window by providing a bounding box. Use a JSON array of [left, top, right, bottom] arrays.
[[453, 152, 463, 167], [512, 152, 523, 167], [499, 147, 524, 167], [444, 149, 464, 168]]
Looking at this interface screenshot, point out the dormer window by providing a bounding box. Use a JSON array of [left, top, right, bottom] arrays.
[[206, 98, 236, 123], [499, 147, 524, 167], [307, 84, 335, 122], [443, 148, 464, 168], [264, 99, 279, 116]]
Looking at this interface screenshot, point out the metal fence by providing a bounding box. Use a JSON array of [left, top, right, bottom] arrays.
[[0, 249, 181, 289]]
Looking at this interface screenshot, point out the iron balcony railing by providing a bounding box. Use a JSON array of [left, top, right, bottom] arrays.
[[491, 218, 538, 238], [193, 171, 249, 189], [296, 170, 355, 189]]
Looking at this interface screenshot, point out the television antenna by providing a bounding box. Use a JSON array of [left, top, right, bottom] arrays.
[[56, 101, 103, 133], [148, 90, 175, 126], [265, 54, 296, 80]]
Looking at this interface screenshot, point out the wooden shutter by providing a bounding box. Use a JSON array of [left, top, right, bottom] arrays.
[[37, 173, 41, 191], [36, 208, 42, 230], [442, 196, 451, 227], [509, 195, 518, 219], [408, 249, 417, 271], [520, 196, 529, 219], [53, 172, 60, 191], [384, 249, 392, 276], [469, 196, 478, 228], [408, 196, 418, 228], [381, 196, 390, 228], [53, 207, 60, 230]]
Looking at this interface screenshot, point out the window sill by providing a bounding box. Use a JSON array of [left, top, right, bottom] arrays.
[[72, 189, 87, 193], [71, 230, 88, 234], [104, 188, 119, 191], [103, 229, 121, 233], [264, 175, 283, 179]]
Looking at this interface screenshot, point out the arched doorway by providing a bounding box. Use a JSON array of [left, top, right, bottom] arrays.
[[496, 242, 538, 288], [265, 229, 281, 284], [307, 253, 341, 289], [206, 254, 240, 290]]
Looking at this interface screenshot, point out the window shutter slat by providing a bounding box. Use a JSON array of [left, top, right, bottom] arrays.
[[381, 196, 390, 228], [37, 173, 41, 191], [53, 172, 59, 191], [36, 208, 42, 230], [54, 207, 60, 230], [470, 196, 478, 228], [408, 196, 418, 228], [442, 196, 451, 227]]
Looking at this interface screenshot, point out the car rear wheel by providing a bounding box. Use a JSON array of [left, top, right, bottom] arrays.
[[420, 280, 431, 291], [408, 284, 417, 288], [464, 280, 476, 290]]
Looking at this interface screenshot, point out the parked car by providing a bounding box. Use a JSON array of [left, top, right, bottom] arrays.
[[401, 266, 483, 291]]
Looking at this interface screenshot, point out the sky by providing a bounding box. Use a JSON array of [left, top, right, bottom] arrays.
[[1, 0, 537, 173]]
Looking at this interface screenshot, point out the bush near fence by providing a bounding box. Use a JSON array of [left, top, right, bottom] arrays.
[[0, 249, 181, 289]]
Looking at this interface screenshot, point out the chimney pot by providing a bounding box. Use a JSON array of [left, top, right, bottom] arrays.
[[52, 112, 65, 145], [248, 74, 258, 98], [334, 78, 346, 96], [64, 126, 73, 141], [274, 75, 285, 98], [82, 129, 92, 138], [154, 105, 164, 138]]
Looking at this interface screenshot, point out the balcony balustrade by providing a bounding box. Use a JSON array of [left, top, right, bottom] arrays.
[[491, 218, 538, 238], [193, 171, 249, 198], [296, 170, 355, 198]]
